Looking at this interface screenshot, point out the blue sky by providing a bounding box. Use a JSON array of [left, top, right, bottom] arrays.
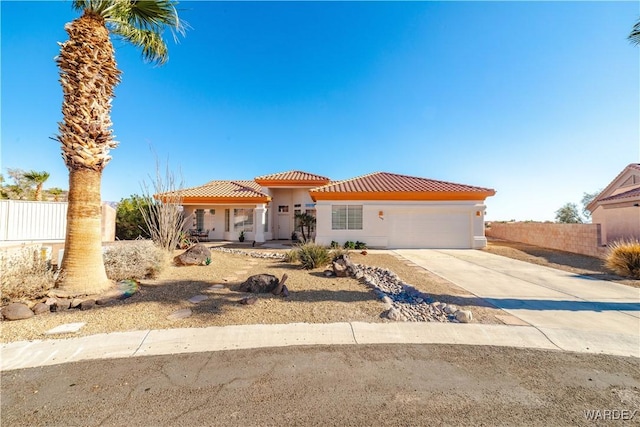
[[2, 0, 639, 221]]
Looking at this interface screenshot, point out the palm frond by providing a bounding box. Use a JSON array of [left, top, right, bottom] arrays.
[[629, 18, 640, 46], [71, 1, 186, 64], [110, 19, 169, 64], [72, 0, 111, 15]]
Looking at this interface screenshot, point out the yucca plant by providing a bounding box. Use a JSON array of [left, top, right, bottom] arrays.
[[606, 238, 640, 278], [283, 249, 300, 263], [296, 242, 331, 270]]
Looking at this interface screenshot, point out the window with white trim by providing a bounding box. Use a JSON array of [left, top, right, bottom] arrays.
[[234, 208, 254, 232], [331, 205, 362, 230]]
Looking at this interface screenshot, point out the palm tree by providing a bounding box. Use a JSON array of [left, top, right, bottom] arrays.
[[47, 187, 66, 202], [24, 170, 50, 201], [630, 18, 640, 45], [53, 0, 185, 296], [294, 212, 316, 242]]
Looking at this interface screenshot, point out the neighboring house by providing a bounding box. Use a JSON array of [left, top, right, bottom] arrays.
[[587, 163, 640, 244], [167, 170, 495, 249]]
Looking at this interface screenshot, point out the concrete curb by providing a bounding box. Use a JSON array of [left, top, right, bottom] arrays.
[[2, 322, 638, 372]]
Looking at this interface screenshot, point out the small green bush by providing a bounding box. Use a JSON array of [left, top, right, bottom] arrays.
[[283, 249, 300, 263], [1, 247, 55, 303], [297, 242, 331, 270], [343, 241, 356, 249], [355, 241, 367, 250], [330, 241, 340, 249], [103, 240, 167, 281], [606, 239, 640, 278]]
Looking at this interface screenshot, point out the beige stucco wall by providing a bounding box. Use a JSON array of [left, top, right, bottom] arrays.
[[592, 205, 640, 244], [314, 201, 487, 249], [101, 203, 116, 242], [486, 222, 607, 258]]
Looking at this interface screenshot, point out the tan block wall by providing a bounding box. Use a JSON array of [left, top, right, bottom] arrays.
[[101, 203, 116, 242], [486, 222, 607, 259]]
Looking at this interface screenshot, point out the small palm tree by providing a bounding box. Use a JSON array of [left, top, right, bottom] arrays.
[[294, 212, 317, 242], [53, 0, 185, 296], [24, 171, 50, 201], [47, 187, 66, 202]]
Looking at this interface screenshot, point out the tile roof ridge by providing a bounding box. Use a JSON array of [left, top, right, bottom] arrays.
[[254, 170, 330, 180], [318, 171, 381, 187], [229, 180, 266, 194]]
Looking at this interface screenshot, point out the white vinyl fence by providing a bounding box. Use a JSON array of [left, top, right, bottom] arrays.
[[0, 200, 68, 241]]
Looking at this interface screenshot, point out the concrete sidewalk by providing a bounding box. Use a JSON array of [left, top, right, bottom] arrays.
[[2, 320, 637, 372], [395, 249, 640, 356]]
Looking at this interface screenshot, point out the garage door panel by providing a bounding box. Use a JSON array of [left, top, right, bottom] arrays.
[[388, 212, 470, 249]]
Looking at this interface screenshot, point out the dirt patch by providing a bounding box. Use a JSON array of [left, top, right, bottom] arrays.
[[483, 239, 639, 288], [0, 247, 507, 343]]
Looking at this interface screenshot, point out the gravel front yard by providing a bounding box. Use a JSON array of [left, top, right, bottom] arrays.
[[1, 246, 506, 343]]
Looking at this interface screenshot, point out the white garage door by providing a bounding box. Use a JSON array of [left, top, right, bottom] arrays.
[[387, 212, 471, 249]]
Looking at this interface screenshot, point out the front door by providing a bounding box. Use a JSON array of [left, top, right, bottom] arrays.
[[277, 214, 290, 239]]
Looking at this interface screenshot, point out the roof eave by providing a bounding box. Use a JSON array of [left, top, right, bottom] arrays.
[[181, 196, 271, 205], [309, 191, 496, 202]]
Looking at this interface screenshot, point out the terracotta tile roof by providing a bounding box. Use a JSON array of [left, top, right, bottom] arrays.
[[599, 187, 640, 202], [587, 163, 640, 211], [254, 170, 330, 186], [161, 180, 270, 203], [310, 172, 495, 200]]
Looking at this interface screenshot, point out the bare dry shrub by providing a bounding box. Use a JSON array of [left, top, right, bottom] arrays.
[[103, 240, 167, 282], [606, 238, 640, 278], [1, 247, 55, 303], [329, 247, 350, 259], [140, 157, 188, 252]]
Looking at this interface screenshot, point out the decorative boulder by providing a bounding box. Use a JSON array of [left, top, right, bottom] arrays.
[[238, 274, 279, 293], [50, 299, 71, 312], [32, 302, 50, 315], [455, 310, 473, 323], [1, 303, 34, 320], [332, 254, 355, 277], [174, 244, 211, 266], [79, 300, 95, 311]]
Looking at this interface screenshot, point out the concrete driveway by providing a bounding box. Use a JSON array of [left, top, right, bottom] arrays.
[[394, 249, 640, 357]]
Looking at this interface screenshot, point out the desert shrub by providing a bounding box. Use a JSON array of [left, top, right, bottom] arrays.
[[116, 194, 151, 240], [606, 239, 640, 278], [354, 241, 367, 250], [297, 242, 331, 270], [103, 240, 167, 281], [330, 246, 349, 259], [330, 241, 340, 249], [343, 241, 356, 249], [283, 248, 300, 263], [1, 247, 55, 303], [140, 157, 188, 252]]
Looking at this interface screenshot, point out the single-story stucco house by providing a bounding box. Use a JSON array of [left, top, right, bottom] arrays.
[[587, 163, 640, 244], [165, 170, 496, 249]]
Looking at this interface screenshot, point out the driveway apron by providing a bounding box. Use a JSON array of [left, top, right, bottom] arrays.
[[394, 249, 640, 357]]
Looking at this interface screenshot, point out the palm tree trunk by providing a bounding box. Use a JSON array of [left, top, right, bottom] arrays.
[[54, 168, 112, 296], [34, 184, 43, 201]]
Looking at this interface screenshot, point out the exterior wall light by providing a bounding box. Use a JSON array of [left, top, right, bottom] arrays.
[[378, 210, 384, 219]]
